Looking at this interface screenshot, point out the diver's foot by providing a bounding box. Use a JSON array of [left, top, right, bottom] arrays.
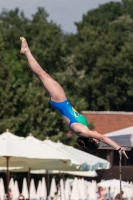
[[20, 36, 29, 54]]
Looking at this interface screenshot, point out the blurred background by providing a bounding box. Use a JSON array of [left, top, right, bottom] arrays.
[[0, 0, 133, 199]]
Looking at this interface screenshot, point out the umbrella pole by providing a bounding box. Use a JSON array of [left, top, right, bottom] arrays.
[[59, 171, 62, 200], [6, 156, 10, 193], [119, 150, 122, 200], [28, 167, 31, 199], [46, 170, 49, 198]]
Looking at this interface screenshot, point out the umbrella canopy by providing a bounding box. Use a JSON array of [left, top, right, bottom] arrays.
[[0, 178, 5, 200], [14, 181, 20, 199], [22, 178, 29, 199], [30, 134, 111, 169], [31, 169, 97, 177], [65, 179, 71, 200], [1, 133, 110, 172], [0, 130, 110, 193], [41, 177, 47, 199], [0, 130, 71, 192], [99, 126, 133, 149], [78, 178, 87, 200], [8, 178, 14, 194], [29, 179, 37, 199], [98, 179, 132, 188], [58, 179, 66, 200], [49, 177, 57, 197], [36, 180, 42, 200], [0, 131, 71, 168], [88, 180, 98, 200], [70, 177, 80, 200], [43, 140, 110, 171]]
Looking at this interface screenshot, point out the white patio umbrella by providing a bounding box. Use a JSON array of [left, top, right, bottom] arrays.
[[8, 177, 14, 188], [65, 179, 71, 200], [113, 186, 120, 199], [29, 179, 36, 199], [27, 136, 109, 171], [98, 179, 132, 188], [1, 132, 110, 173], [0, 131, 110, 198], [122, 187, 130, 200], [49, 177, 57, 197], [110, 186, 115, 199], [7, 135, 110, 172], [70, 177, 80, 200], [0, 131, 71, 168], [43, 139, 110, 171], [57, 185, 61, 200], [21, 178, 29, 199], [128, 182, 133, 198], [0, 178, 5, 200], [61, 170, 97, 177], [0, 130, 71, 192], [14, 180, 20, 199], [41, 177, 47, 199], [58, 179, 66, 200], [87, 183, 91, 199], [36, 180, 42, 200], [89, 180, 98, 200], [31, 170, 98, 177], [8, 178, 15, 195], [78, 178, 87, 200], [104, 187, 110, 200], [68, 178, 90, 187]]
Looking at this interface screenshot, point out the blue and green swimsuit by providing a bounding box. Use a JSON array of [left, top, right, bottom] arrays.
[[50, 99, 89, 128]]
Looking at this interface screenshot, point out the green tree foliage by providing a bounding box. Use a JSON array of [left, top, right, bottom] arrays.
[[122, 0, 133, 18], [1, 1, 133, 145], [73, 1, 133, 111], [0, 34, 14, 131]]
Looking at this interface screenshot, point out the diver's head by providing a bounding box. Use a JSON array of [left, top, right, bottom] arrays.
[[77, 137, 100, 150]]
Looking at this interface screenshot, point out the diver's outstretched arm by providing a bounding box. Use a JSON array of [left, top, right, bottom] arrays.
[[71, 123, 128, 159], [89, 130, 128, 159]]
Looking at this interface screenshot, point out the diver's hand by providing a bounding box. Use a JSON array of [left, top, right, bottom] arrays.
[[118, 147, 129, 159]]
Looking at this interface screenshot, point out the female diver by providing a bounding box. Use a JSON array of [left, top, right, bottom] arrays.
[[20, 37, 128, 159]]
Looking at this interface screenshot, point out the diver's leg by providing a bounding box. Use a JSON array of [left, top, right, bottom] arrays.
[[20, 36, 66, 102]]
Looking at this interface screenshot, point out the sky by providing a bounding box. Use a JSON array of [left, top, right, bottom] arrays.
[[0, 0, 121, 33]]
